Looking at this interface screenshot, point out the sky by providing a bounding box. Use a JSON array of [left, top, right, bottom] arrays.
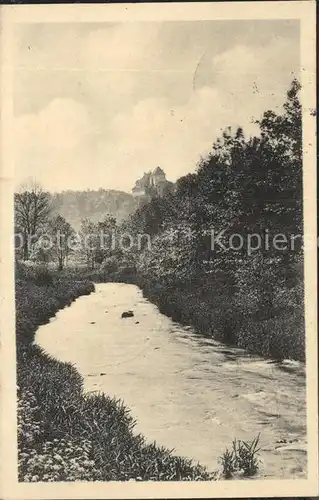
[[14, 20, 300, 193]]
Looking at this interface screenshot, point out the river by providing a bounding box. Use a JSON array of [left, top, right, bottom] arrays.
[[35, 282, 307, 479]]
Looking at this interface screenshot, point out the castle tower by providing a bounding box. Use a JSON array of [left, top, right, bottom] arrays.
[[132, 167, 169, 197], [152, 167, 166, 187]]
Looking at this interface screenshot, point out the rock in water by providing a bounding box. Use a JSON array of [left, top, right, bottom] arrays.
[[121, 310, 134, 318]]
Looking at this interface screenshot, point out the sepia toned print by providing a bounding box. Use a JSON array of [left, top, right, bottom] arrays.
[[0, 2, 317, 499]]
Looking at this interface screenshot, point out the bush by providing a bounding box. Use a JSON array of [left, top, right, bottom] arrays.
[[16, 261, 55, 284], [219, 435, 261, 479], [138, 261, 305, 361], [237, 312, 305, 361], [100, 256, 119, 275]]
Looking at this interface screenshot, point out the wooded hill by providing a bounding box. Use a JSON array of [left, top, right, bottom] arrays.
[[49, 189, 138, 230]]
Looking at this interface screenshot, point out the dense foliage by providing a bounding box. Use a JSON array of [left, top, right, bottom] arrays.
[[123, 79, 304, 361]]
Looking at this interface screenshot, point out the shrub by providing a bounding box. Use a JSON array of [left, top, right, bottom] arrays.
[[237, 312, 305, 361], [16, 262, 53, 285], [100, 256, 119, 275], [138, 265, 305, 361], [219, 434, 261, 478]]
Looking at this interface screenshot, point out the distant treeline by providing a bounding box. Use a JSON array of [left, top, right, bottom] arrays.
[[14, 187, 138, 262], [49, 189, 138, 230]]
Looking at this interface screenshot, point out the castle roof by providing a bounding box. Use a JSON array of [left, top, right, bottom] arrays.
[[153, 166, 165, 175]]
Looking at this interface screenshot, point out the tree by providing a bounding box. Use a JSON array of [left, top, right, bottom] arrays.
[[48, 215, 74, 271], [14, 180, 50, 260], [79, 218, 98, 270], [95, 215, 117, 264], [120, 79, 304, 359], [256, 78, 303, 238]]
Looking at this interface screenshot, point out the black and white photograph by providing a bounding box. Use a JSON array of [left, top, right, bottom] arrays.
[[0, 2, 317, 498]]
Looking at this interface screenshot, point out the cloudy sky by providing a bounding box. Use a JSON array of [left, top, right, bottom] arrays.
[[14, 20, 299, 193]]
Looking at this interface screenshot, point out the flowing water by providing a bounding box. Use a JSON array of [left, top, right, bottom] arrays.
[[35, 283, 307, 479]]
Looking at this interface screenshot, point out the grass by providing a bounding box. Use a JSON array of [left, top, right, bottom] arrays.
[[16, 262, 215, 482], [138, 277, 305, 362], [18, 345, 213, 481], [219, 434, 261, 479], [16, 262, 94, 346]]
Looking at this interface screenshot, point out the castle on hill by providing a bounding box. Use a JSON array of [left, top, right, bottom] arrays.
[[132, 167, 173, 197]]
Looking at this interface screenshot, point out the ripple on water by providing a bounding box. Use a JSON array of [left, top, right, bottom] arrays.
[[35, 282, 307, 480]]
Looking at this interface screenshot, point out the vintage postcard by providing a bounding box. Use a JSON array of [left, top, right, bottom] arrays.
[[0, 1, 317, 499]]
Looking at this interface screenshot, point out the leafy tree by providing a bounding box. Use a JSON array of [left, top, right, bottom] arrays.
[[48, 215, 74, 271], [128, 79, 304, 360], [94, 215, 117, 264], [79, 218, 98, 270]]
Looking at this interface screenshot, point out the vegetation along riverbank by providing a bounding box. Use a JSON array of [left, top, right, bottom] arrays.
[[16, 263, 217, 481], [80, 79, 304, 362], [15, 79, 304, 481], [130, 80, 304, 362]]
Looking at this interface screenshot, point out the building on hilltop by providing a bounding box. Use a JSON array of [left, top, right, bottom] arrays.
[[152, 166, 166, 186], [132, 172, 152, 197], [132, 167, 172, 197]]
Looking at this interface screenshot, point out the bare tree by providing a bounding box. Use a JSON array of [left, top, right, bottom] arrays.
[[14, 179, 50, 260]]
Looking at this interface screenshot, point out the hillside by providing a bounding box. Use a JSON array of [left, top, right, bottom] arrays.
[[49, 189, 139, 229]]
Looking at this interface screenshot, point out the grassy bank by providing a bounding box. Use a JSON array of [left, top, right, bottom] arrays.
[[16, 263, 214, 481], [16, 262, 94, 346], [136, 265, 305, 362]]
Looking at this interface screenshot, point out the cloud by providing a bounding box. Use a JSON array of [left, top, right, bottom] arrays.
[[208, 39, 298, 108], [18, 98, 93, 149], [81, 24, 161, 71], [15, 99, 95, 189], [100, 40, 296, 189], [14, 25, 299, 193]]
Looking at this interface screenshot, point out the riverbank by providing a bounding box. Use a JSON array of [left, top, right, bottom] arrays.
[[116, 80, 304, 362], [135, 271, 305, 362], [68, 260, 305, 362], [35, 282, 306, 479], [16, 263, 213, 481]]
